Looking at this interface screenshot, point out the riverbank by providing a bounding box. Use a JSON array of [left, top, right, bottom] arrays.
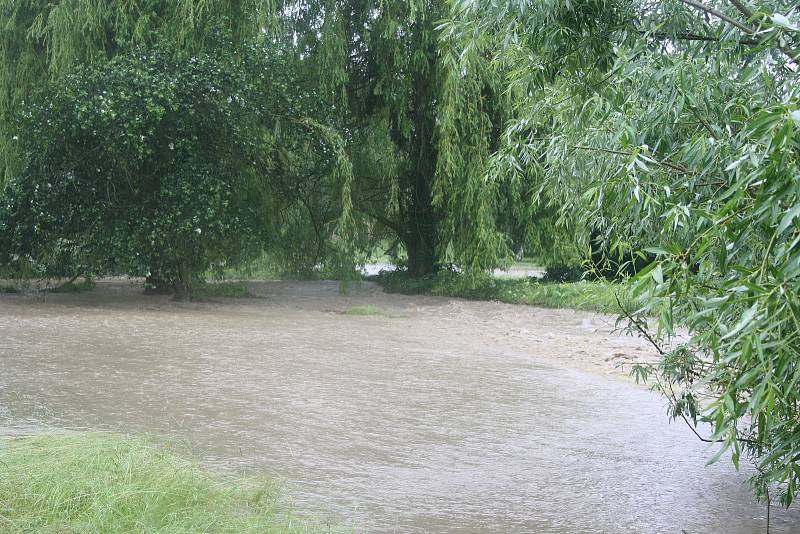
[[0, 432, 318, 533], [371, 270, 627, 315]]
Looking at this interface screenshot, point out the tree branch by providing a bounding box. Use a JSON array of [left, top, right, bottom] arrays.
[[727, 0, 799, 62], [354, 206, 404, 236], [678, 0, 799, 63], [638, 30, 760, 46], [679, 0, 755, 34], [727, 0, 755, 21]]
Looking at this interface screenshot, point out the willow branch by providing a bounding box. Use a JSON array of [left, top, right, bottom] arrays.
[[639, 30, 760, 46], [679, 0, 755, 34], [679, 0, 799, 62], [727, 0, 799, 61], [727, 0, 755, 21]]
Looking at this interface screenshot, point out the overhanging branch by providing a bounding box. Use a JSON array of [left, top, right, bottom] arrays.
[[677, 0, 799, 63], [679, 0, 755, 34]]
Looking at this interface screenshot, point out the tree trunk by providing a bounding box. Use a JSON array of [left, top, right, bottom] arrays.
[[404, 143, 438, 277], [404, 17, 439, 278], [172, 280, 191, 301], [171, 264, 193, 301], [406, 211, 437, 277]]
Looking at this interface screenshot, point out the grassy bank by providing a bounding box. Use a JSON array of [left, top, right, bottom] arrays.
[[0, 433, 320, 533], [372, 271, 629, 314]]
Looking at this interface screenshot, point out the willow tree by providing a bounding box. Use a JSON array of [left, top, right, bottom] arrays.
[[278, 0, 514, 277], [448, 0, 800, 509], [0, 1, 277, 183]]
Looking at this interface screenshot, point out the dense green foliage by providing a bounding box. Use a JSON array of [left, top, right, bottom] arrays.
[[0, 0, 365, 296], [0, 0, 274, 181], [0, 0, 575, 292], [448, 0, 800, 508], [2, 46, 259, 295], [0, 432, 318, 532], [0, 42, 350, 298]]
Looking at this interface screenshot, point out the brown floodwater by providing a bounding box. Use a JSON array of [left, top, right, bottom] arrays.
[[1, 281, 799, 533]]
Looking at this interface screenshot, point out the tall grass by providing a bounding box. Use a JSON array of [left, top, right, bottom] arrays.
[[0, 433, 321, 533]]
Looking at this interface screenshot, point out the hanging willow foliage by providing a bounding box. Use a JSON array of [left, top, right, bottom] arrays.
[[2, 0, 542, 279], [435, 24, 510, 272], [277, 0, 520, 276], [448, 0, 800, 509]]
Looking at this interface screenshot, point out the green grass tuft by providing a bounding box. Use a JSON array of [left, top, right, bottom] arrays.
[[0, 432, 322, 533], [345, 305, 387, 316]]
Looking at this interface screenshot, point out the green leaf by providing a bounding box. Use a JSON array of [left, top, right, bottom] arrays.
[[778, 204, 800, 234], [722, 304, 760, 340], [651, 263, 663, 284], [772, 13, 799, 31]]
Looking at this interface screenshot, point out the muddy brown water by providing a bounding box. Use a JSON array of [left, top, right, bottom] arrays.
[[1, 281, 799, 533]]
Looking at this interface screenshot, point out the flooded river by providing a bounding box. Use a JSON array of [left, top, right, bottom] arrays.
[[1, 281, 798, 533]]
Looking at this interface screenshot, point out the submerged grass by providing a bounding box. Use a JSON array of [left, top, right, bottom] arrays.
[[344, 305, 387, 316], [0, 433, 320, 533], [373, 271, 629, 314], [194, 281, 255, 300]]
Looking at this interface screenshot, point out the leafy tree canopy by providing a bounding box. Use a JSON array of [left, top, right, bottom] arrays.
[[0, 40, 352, 298]]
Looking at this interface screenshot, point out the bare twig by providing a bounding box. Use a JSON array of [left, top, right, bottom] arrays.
[[614, 292, 665, 355]]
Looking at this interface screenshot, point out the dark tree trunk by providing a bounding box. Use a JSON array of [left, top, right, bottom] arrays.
[[171, 265, 193, 301], [404, 17, 439, 278], [406, 211, 437, 277], [172, 280, 191, 301], [404, 139, 438, 277]]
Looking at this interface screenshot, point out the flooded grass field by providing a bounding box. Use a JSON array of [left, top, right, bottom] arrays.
[[1, 280, 799, 533]]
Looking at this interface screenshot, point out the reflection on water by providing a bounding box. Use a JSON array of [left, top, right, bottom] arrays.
[[1, 281, 797, 533]]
